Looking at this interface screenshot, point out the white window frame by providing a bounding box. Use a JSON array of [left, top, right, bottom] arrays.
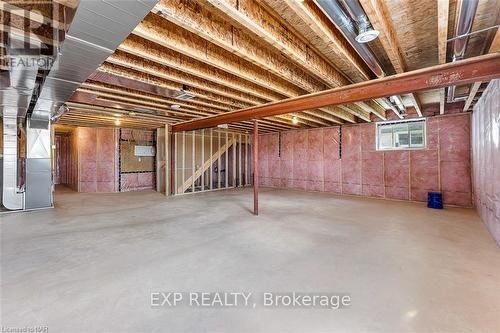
[[376, 118, 426, 151]]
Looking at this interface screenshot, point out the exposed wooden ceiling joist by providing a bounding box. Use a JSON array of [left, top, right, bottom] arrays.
[[84, 71, 302, 130], [119, 35, 286, 102], [107, 51, 268, 106], [204, 0, 384, 121], [143, 4, 362, 123], [283, 0, 373, 82], [172, 53, 500, 132]]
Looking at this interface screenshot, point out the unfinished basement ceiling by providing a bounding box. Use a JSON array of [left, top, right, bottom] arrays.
[[2, 0, 498, 131]]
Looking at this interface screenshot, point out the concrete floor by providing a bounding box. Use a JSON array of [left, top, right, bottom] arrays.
[[1, 187, 499, 332]]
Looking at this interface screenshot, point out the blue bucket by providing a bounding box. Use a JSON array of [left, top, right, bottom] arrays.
[[427, 192, 443, 209]]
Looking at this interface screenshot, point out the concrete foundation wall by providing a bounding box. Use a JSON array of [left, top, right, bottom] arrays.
[[259, 113, 472, 207], [472, 79, 500, 244]]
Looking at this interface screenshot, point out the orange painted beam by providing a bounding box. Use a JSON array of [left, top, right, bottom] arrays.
[[172, 53, 500, 132]]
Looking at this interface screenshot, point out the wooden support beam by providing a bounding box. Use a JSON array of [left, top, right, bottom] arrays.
[[172, 53, 500, 132], [437, 0, 450, 115], [170, 129, 175, 195], [253, 120, 259, 216], [463, 82, 481, 111], [489, 27, 500, 54], [88, 70, 179, 99]]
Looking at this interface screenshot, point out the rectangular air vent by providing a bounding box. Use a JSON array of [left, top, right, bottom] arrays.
[[176, 92, 196, 100]]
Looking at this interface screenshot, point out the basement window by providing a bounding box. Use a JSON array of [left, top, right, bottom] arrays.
[[376, 119, 426, 150]]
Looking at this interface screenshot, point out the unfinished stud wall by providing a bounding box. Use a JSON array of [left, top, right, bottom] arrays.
[[173, 129, 251, 195], [472, 79, 500, 244], [259, 113, 472, 206]]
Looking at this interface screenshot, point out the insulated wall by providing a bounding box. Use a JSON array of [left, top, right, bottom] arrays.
[[54, 134, 70, 185], [259, 113, 472, 206], [76, 127, 118, 193], [472, 79, 500, 245], [119, 129, 156, 192]]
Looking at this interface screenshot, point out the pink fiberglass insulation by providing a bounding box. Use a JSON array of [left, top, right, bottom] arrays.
[[76, 127, 118, 193], [258, 112, 472, 207], [472, 79, 500, 245]]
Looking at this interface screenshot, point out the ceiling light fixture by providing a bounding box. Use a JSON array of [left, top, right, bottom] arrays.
[[114, 119, 121, 126], [170, 104, 181, 110], [292, 116, 299, 125], [355, 25, 380, 43]]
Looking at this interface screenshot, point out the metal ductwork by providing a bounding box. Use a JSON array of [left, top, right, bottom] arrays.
[[2, 109, 24, 210], [315, 0, 408, 116], [1, 61, 40, 210], [315, 0, 384, 78], [447, 0, 479, 102], [30, 0, 160, 129], [2, 0, 159, 210], [338, 0, 380, 44]]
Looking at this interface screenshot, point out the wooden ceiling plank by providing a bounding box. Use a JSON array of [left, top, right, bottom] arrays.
[[63, 109, 279, 132], [82, 77, 298, 130], [361, 101, 387, 120], [463, 82, 481, 111], [293, 112, 331, 126]]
